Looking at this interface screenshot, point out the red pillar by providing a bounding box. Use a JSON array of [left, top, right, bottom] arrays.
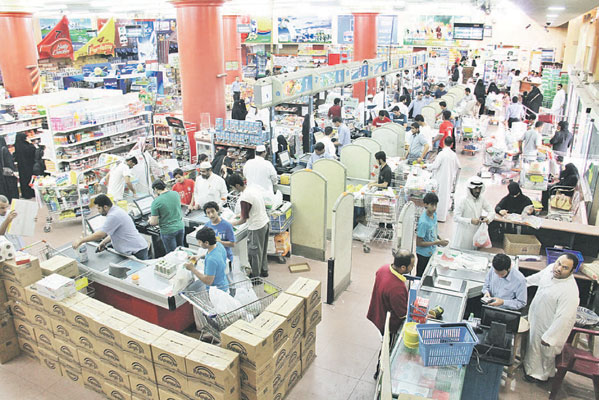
[[0, 12, 40, 97], [223, 15, 243, 84], [174, 0, 226, 129], [352, 12, 378, 101]]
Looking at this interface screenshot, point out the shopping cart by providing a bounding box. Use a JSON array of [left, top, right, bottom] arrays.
[[482, 147, 519, 183], [362, 189, 404, 253], [179, 277, 282, 343], [34, 180, 92, 232]]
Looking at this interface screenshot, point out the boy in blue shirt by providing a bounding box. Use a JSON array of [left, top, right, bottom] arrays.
[[203, 201, 236, 270], [185, 227, 229, 291], [415, 193, 449, 276]]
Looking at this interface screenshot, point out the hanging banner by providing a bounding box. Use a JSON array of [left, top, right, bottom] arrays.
[[241, 15, 272, 44], [277, 16, 332, 43], [74, 18, 116, 60], [40, 17, 94, 51], [136, 20, 157, 62], [37, 16, 73, 59]]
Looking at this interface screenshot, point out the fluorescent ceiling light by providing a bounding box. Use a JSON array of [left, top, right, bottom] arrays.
[[547, 6, 565, 11], [546, 14, 558, 18]]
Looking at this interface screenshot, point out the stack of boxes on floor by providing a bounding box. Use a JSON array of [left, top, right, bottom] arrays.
[[221, 277, 322, 400], [0, 250, 323, 400]]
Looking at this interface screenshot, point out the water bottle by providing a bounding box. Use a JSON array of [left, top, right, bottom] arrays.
[[78, 245, 88, 263]]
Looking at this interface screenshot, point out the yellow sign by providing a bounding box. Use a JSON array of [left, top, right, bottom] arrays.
[[74, 18, 116, 60], [75, 277, 89, 291]]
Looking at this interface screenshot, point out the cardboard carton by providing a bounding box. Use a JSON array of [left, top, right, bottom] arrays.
[[251, 311, 288, 352], [82, 368, 106, 394], [24, 284, 46, 310], [272, 338, 291, 376], [301, 341, 316, 375], [53, 337, 80, 364], [103, 380, 133, 400], [185, 341, 239, 396], [302, 327, 316, 352], [10, 300, 33, 322], [61, 360, 84, 385], [14, 318, 35, 342], [91, 308, 139, 348], [305, 301, 322, 332], [240, 385, 271, 400], [0, 279, 7, 304], [272, 388, 285, 400], [71, 325, 100, 354], [283, 360, 301, 394], [35, 273, 76, 301], [78, 348, 103, 375], [238, 363, 273, 391], [187, 376, 240, 400], [40, 255, 79, 278], [34, 326, 56, 351], [129, 373, 160, 400], [65, 297, 112, 332], [39, 348, 62, 376], [1, 253, 42, 286], [17, 336, 39, 361], [221, 320, 274, 370], [285, 342, 301, 376], [98, 338, 126, 368], [154, 363, 189, 395], [264, 293, 304, 346], [123, 351, 157, 383], [99, 360, 131, 390], [0, 313, 16, 342], [29, 307, 52, 332], [4, 280, 26, 302], [121, 319, 167, 361], [285, 277, 321, 313], [0, 337, 20, 364], [151, 330, 197, 374], [50, 316, 75, 343], [158, 387, 189, 400], [43, 291, 88, 320]]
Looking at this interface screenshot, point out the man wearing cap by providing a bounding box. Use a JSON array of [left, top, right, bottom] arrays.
[[434, 83, 447, 99], [191, 161, 228, 210], [452, 176, 495, 250], [149, 179, 185, 254], [105, 156, 137, 201], [243, 145, 278, 194]]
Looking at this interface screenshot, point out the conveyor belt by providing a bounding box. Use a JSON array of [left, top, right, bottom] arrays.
[[57, 243, 124, 273]]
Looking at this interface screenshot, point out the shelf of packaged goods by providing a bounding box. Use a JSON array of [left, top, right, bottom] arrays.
[[51, 111, 151, 134], [0, 115, 46, 126], [213, 141, 262, 149], [57, 140, 141, 163], [0, 124, 44, 136], [54, 124, 150, 148], [156, 147, 172, 152], [153, 135, 173, 140]]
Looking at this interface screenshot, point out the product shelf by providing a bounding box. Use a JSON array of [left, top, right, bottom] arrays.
[[55, 123, 150, 148], [52, 111, 151, 134]]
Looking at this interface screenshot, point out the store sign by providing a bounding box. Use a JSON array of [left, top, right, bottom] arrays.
[[37, 16, 74, 59], [374, 61, 388, 76], [74, 18, 116, 59]]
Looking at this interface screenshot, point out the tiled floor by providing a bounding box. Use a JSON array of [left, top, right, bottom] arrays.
[[3, 122, 595, 399]]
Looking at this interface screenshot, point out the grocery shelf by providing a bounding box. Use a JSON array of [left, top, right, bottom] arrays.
[[52, 111, 151, 134], [213, 141, 260, 149], [0, 124, 43, 135], [0, 115, 46, 126], [55, 124, 151, 148], [57, 139, 142, 163]]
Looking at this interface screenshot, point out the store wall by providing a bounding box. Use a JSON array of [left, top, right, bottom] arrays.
[[563, 15, 583, 69], [562, 8, 599, 81]]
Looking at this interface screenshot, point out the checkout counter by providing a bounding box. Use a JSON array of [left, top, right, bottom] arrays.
[[388, 249, 517, 399]]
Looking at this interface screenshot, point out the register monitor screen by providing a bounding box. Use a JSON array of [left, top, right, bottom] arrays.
[[481, 305, 521, 334], [86, 214, 106, 233], [279, 151, 291, 167], [134, 195, 154, 215]]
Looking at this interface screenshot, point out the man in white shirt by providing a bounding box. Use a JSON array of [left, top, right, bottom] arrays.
[[191, 161, 228, 210], [521, 121, 543, 161], [333, 117, 351, 152], [232, 76, 241, 101], [243, 145, 277, 194], [414, 115, 433, 150], [551, 83, 566, 118], [227, 174, 270, 278], [316, 127, 337, 159], [0, 195, 23, 249], [106, 156, 137, 200]]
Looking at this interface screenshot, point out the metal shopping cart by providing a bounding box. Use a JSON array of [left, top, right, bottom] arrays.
[[34, 180, 93, 232], [362, 189, 404, 253], [179, 277, 282, 343]]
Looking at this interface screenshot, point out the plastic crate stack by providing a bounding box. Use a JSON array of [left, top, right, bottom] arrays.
[[541, 68, 561, 108]]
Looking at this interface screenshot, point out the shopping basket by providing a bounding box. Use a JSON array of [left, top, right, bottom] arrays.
[[416, 323, 478, 367], [546, 247, 584, 273]]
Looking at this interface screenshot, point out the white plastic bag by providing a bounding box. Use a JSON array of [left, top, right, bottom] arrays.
[[171, 267, 194, 294], [209, 286, 242, 314], [473, 223, 492, 248], [234, 287, 258, 307]]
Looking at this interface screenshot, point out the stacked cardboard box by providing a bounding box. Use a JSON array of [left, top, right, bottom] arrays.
[[40, 255, 80, 278], [185, 340, 240, 400]]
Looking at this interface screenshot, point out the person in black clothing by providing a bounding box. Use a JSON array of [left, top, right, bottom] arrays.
[[496, 182, 533, 216], [222, 148, 236, 178], [14, 132, 36, 199], [0, 137, 19, 202], [211, 147, 227, 175], [301, 114, 312, 153], [474, 79, 486, 116], [541, 163, 578, 211], [549, 121, 573, 154], [231, 99, 248, 120], [524, 86, 543, 120], [434, 83, 447, 99], [369, 151, 393, 231], [487, 82, 500, 95]]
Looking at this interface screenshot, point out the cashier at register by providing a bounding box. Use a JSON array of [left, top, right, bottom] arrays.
[[306, 142, 333, 169], [482, 254, 527, 311], [72, 194, 149, 260]]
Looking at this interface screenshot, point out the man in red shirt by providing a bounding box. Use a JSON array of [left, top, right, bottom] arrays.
[[172, 168, 195, 205], [435, 110, 454, 151], [367, 249, 415, 379], [372, 110, 392, 128], [327, 98, 342, 119]]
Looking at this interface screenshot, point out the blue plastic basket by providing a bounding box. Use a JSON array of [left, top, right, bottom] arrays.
[[416, 323, 478, 367], [546, 248, 584, 272]]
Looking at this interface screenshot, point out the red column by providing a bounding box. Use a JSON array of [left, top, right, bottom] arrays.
[[0, 12, 39, 97], [223, 15, 243, 84], [352, 12, 378, 101], [174, 0, 226, 129]]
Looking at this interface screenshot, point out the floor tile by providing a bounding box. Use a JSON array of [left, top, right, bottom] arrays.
[[348, 379, 376, 400], [286, 365, 360, 400]]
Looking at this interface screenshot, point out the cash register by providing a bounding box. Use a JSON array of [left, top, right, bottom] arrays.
[[276, 150, 304, 174], [473, 305, 520, 365], [131, 195, 161, 236]]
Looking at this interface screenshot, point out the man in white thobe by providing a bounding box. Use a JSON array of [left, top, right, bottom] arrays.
[[524, 254, 579, 382], [243, 145, 277, 194], [451, 176, 494, 250], [428, 137, 460, 222], [551, 83, 566, 118]]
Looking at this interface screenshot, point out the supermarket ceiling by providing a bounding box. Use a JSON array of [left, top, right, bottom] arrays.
[[6, 0, 598, 28]]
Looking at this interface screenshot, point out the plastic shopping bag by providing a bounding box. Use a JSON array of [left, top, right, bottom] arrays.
[[209, 286, 242, 314], [473, 223, 492, 248]]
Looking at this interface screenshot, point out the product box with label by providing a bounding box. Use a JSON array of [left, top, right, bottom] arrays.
[[264, 293, 304, 346], [121, 319, 167, 361], [239, 363, 273, 392], [40, 255, 79, 278], [305, 301, 322, 333], [302, 327, 316, 352], [251, 311, 288, 352], [35, 273, 76, 301], [82, 368, 105, 394], [53, 337, 80, 365], [285, 342, 301, 376], [221, 320, 274, 370], [39, 348, 62, 376], [0, 279, 7, 304], [123, 351, 157, 383], [50, 316, 75, 343], [0, 337, 20, 364], [61, 359, 84, 386], [285, 277, 321, 313], [271, 338, 291, 376], [97, 337, 125, 368], [185, 341, 239, 398], [4, 279, 26, 302], [158, 387, 188, 400], [240, 384, 271, 400], [79, 348, 103, 375], [10, 300, 33, 322], [72, 325, 100, 354], [18, 334, 39, 357], [44, 291, 88, 320], [65, 297, 113, 332], [301, 341, 316, 374], [98, 360, 131, 390], [103, 379, 133, 400], [130, 373, 160, 400], [283, 360, 301, 394], [1, 253, 41, 286], [151, 330, 197, 374], [34, 326, 56, 351], [14, 318, 35, 342], [91, 308, 139, 348], [24, 284, 47, 310], [0, 313, 16, 343], [29, 307, 52, 332], [154, 363, 189, 396]]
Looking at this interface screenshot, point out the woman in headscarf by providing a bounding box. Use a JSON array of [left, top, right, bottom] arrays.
[[14, 132, 36, 199], [542, 163, 578, 211], [231, 99, 248, 120], [474, 79, 486, 116], [301, 114, 311, 153], [0, 137, 19, 202], [495, 181, 533, 215], [524, 85, 543, 120], [487, 82, 500, 95], [211, 147, 227, 175]]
